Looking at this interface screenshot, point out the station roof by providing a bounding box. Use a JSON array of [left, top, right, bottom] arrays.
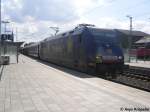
[[115, 29, 149, 37], [135, 36, 150, 44], [2, 41, 24, 46]]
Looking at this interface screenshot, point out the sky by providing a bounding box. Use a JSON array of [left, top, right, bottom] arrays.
[[1, 0, 150, 42]]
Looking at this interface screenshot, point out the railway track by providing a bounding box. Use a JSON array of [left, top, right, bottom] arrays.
[[116, 66, 150, 91]]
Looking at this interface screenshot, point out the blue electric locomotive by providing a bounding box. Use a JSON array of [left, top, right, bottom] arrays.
[[23, 24, 124, 78]]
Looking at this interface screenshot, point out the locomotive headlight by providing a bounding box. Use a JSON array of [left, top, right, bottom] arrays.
[[118, 56, 122, 59], [96, 56, 102, 63]]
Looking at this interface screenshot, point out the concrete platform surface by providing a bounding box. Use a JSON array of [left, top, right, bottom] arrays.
[[0, 55, 150, 112]]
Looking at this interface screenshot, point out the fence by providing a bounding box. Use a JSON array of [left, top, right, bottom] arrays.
[[123, 48, 150, 63]]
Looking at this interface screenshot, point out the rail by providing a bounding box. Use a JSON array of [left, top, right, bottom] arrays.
[[116, 66, 150, 91]]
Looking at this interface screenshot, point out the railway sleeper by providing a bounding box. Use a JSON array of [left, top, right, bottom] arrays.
[[116, 72, 150, 91], [116, 75, 150, 91], [128, 68, 149, 75], [120, 76, 127, 83], [137, 79, 146, 88], [125, 77, 134, 84], [142, 80, 150, 90], [125, 73, 149, 81]]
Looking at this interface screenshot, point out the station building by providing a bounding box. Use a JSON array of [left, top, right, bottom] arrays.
[[0, 33, 23, 65], [134, 36, 150, 48], [115, 29, 149, 49]]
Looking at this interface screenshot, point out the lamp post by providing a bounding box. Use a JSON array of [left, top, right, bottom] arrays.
[[1, 20, 10, 33], [126, 15, 133, 62]]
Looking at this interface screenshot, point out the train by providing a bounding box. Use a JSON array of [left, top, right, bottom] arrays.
[[130, 47, 150, 59], [22, 24, 124, 78], [136, 48, 150, 59], [132, 37, 150, 60]]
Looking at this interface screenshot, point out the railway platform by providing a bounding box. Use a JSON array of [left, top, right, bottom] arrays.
[[125, 61, 150, 69], [0, 55, 150, 112]]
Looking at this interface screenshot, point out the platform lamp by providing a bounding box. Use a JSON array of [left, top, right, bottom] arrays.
[[126, 15, 133, 63]]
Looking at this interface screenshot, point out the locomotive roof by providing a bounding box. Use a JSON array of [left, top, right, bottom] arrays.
[[88, 28, 115, 34], [39, 26, 149, 43], [41, 27, 84, 42], [41, 27, 117, 42]]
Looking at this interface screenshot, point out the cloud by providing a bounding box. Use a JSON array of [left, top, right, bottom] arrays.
[[133, 20, 150, 34], [74, 0, 112, 15], [2, 0, 78, 23], [14, 20, 58, 42], [2, 0, 150, 43]]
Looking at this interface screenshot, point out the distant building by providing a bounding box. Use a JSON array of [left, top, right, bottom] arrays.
[[0, 33, 23, 64], [134, 36, 150, 48], [115, 29, 149, 49]]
